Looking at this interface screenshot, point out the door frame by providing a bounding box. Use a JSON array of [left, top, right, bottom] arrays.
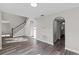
[[53, 17, 65, 45]]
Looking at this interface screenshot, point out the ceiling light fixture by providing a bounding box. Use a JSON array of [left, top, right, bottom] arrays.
[[30, 3, 38, 7]]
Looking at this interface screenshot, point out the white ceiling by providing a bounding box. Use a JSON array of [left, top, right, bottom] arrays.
[[0, 3, 79, 18]]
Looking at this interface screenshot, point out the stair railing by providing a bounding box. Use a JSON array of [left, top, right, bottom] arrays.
[[11, 20, 26, 37]]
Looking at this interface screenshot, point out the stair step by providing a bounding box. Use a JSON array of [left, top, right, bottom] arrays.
[[2, 34, 11, 37]]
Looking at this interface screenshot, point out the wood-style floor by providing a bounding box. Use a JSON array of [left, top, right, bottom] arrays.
[[0, 37, 65, 55]]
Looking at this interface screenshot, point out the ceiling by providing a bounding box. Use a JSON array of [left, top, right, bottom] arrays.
[[0, 3, 79, 18]]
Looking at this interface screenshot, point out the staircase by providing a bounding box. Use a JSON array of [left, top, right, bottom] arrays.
[[2, 19, 26, 38], [11, 19, 26, 37], [2, 19, 27, 44]]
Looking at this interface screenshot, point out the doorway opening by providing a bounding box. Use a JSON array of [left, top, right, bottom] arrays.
[[53, 17, 65, 49]]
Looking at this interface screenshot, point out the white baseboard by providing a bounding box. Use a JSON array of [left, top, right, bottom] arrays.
[[37, 39, 53, 46], [65, 47, 79, 54], [13, 35, 25, 37]]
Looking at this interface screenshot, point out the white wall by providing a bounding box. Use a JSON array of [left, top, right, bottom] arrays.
[[25, 18, 36, 37], [36, 16, 53, 45], [2, 12, 26, 36], [0, 11, 2, 50], [36, 7, 79, 53], [2, 12, 26, 28], [2, 23, 11, 34]]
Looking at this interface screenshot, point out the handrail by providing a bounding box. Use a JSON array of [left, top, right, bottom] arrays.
[[13, 20, 26, 30]]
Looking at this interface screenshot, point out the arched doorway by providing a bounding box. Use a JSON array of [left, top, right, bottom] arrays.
[[53, 17, 65, 48]]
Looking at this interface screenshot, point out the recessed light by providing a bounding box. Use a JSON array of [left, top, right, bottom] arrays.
[[30, 3, 38, 7], [41, 14, 44, 16]]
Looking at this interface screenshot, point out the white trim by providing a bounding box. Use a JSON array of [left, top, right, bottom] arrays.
[[65, 47, 79, 54], [37, 39, 53, 46], [2, 20, 10, 23]]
